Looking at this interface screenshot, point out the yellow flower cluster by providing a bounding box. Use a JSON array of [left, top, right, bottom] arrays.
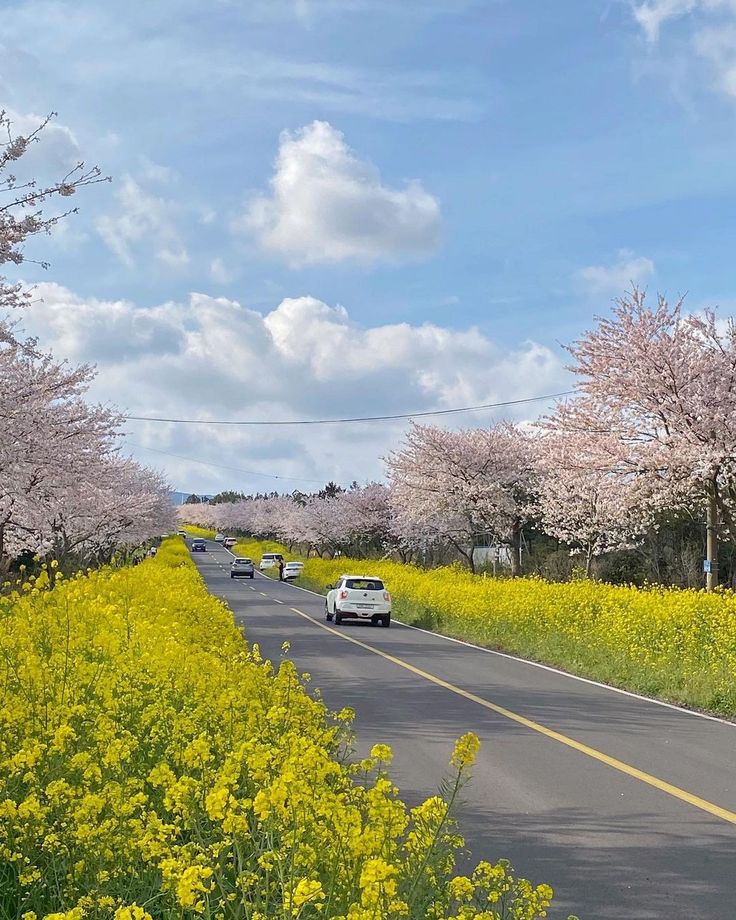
[[181, 525, 216, 538], [0, 538, 565, 920], [238, 538, 736, 715]]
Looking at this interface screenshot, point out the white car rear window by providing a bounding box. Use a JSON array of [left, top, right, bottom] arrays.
[[345, 579, 384, 591]]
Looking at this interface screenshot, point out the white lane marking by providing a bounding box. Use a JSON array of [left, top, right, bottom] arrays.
[[209, 542, 736, 728]]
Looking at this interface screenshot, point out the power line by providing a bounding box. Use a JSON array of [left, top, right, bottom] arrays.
[[126, 441, 326, 484], [124, 390, 574, 427]]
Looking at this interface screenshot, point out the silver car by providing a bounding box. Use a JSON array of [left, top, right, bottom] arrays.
[[230, 557, 255, 579]]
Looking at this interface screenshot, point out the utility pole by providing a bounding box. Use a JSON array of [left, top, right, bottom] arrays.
[[706, 479, 718, 592]]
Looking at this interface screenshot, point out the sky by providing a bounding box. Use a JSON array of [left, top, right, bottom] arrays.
[[4, 0, 736, 494]]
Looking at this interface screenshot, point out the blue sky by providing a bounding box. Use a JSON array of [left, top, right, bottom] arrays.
[[4, 0, 736, 492]]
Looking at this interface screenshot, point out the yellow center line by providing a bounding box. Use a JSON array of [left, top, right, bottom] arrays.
[[288, 607, 736, 826]]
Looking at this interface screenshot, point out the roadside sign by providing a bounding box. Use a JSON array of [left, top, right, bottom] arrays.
[[703, 559, 712, 573]]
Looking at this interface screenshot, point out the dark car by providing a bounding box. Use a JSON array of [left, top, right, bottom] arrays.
[[191, 539, 207, 552]]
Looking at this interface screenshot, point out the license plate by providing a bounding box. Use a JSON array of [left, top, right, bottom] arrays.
[[357, 604, 373, 609]]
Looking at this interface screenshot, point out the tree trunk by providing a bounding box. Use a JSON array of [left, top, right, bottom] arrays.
[[510, 520, 522, 578], [706, 478, 719, 591], [459, 544, 475, 573], [0, 523, 8, 579], [585, 543, 594, 579]]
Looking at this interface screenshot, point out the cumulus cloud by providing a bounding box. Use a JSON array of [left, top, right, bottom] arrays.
[[22, 283, 568, 493], [242, 121, 441, 266], [23, 283, 186, 361], [96, 174, 189, 269], [575, 250, 655, 295]]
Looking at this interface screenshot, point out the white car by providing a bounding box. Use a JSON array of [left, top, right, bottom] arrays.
[[259, 553, 284, 571], [223, 537, 237, 549], [283, 561, 304, 580], [214, 533, 225, 543], [325, 575, 391, 627], [230, 557, 255, 578]]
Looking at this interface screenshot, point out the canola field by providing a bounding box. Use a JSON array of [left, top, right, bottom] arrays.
[[233, 539, 736, 717], [0, 539, 563, 920]]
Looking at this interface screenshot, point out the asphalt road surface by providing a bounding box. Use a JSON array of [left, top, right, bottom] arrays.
[[190, 540, 736, 920]]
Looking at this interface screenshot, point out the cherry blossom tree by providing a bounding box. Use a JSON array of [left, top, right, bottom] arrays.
[[339, 482, 393, 557], [283, 495, 350, 556], [386, 422, 536, 575], [0, 341, 175, 570], [534, 424, 651, 576], [42, 457, 174, 566], [551, 288, 736, 588], [0, 346, 120, 568], [0, 109, 172, 573], [179, 484, 394, 560]]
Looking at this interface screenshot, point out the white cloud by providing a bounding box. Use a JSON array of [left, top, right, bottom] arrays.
[[694, 23, 736, 94], [633, 0, 700, 41], [96, 174, 189, 269], [21, 282, 568, 493], [242, 121, 441, 266], [632, 0, 736, 98], [575, 250, 655, 294]]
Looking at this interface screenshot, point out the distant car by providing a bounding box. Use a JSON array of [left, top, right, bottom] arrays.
[[283, 561, 304, 580], [223, 537, 237, 549], [177, 530, 187, 537], [214, 533, 225, 543], [325, 575, 391, 627], [259, 553, 284, 571], [191, 539, 207, 552], [230, 557, 255, 578]]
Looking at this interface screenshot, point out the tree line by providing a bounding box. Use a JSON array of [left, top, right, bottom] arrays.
[[183, 291, 736, 589]]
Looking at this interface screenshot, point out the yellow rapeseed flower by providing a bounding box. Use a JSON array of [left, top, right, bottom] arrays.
[[370, 743, 393, 763], [450, 733, 481, 770], [0, 538, 564, 920]]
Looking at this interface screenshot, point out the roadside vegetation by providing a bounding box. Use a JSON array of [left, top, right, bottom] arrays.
[[236, 539, 736, 717], [0, 538, 569, 920], [181, 525, 217, 539]]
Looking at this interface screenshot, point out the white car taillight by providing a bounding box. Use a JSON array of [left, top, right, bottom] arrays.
[[339, 589, 348, 599], [383, 591, 390, 601]]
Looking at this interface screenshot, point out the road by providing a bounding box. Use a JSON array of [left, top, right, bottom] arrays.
[[190, 541, 736, 920]]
